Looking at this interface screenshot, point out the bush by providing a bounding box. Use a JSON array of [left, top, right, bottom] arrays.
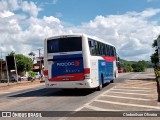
[[28, 71, 36, 78]]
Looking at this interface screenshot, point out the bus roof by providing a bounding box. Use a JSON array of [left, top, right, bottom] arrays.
[[46, 33, 115, 47]]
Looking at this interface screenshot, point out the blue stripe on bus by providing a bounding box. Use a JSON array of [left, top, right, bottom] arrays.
[[98, 60, 114, 83]]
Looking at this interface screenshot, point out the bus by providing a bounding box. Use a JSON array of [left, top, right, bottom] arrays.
[[43, 34, 118, 90]]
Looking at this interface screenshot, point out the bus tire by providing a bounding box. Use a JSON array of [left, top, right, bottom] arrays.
[[110, 79, 114, 83], [110, 73, 116, 83], [97, 74, 103, 91]]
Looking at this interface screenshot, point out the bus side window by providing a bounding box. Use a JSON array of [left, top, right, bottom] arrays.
[[110, 46, 114, 56], [113, 47, 116, 57], [89, 39, 96, 56], [89, 40, 94, 47], [97, 42, 101, 56], [107, 45, 111, 56]]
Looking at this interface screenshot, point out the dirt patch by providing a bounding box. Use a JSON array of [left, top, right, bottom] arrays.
[[0, 81, 42, 91]]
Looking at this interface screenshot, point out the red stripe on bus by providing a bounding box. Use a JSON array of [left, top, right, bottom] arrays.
[[48, 73, 85, 81], [102, 56, 116, 62]]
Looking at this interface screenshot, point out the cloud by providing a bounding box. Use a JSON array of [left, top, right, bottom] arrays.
[[43, 0, 58, 6], [0, 10, 14, 18], [21, 1, 41, 17], [69, 9, 160, 60], [0, 1, 160, 61], [0, 0, 42, 17], [126, 8, 160, 18], [0, 0, 19, 12]]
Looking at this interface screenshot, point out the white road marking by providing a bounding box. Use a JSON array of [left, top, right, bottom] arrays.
[[115, 86, 154, 90], [58, 87, 116, 120], [129, 73, 140, 79], [75, 86, 116, 111], [109, 91, 151, 96], [95, 99, 160, 110], [101, 95, 152, 101], [111, 88, 151, 92], [85, 105, 122, 111]]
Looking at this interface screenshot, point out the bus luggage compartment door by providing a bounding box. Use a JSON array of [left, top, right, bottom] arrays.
[[48, 54, 84, 81]]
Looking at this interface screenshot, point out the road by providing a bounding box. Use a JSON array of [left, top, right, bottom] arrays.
[[0, 70, 159, 120]]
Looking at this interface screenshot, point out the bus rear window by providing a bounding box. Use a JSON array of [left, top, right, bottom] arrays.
[[47, 37, 82, 53]]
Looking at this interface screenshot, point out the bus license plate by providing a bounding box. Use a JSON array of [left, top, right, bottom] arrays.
[[62, 78, 70, 81]]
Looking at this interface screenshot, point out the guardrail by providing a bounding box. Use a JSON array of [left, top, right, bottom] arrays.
[[154, 69, 160, 102]]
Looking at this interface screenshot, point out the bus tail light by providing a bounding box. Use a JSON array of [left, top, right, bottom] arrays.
[[43, 70, 48, 76], [84, 68, 90, 79], [84, 68, 90, 74]]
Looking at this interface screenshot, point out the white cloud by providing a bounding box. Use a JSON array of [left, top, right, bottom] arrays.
[[69, 9, 160, 60], [21, 1, 41, 17], [0, 1, 160, 61], [0, 0, 19, 12], [0, 10, 14, 18], [0, 0, 41, 17], [126, 8, 160, 18]]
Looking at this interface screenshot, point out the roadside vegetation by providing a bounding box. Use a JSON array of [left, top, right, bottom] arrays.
[[150, 35, 160, 67], [150, 34, 160, 102], [118, 59, 152, 72], [8, 51, 34, 75]]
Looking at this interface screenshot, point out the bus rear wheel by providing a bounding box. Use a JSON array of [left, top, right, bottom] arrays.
[[110, 73, 116, 83], [97, 75, 103, 91], [97, 82, 102, 91], [110, 79, 114, 83]]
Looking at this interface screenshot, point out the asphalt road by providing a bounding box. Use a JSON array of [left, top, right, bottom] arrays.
[[0, 70, 159, 120]]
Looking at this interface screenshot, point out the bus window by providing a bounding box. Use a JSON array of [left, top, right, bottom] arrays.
[[47, 37, 82, 53]]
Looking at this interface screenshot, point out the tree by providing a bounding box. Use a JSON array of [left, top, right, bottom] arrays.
[[151, 35, 160, 67], [8, 52, 33, 73], [132, 60, 147, 72], [123, 64, 133, 72], [8, 51, 15, 56], [28, 52, 35, 62]]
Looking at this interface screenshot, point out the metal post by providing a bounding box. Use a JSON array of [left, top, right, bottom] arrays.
[[14, 55, 18, 83], [0, 52, 2, 80], [5, 56, 9, 86], [37, 48, 43, 75]]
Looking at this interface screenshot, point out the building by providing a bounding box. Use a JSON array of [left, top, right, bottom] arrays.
[[0, 59, 7, 80], [33, 56, 44, 74]]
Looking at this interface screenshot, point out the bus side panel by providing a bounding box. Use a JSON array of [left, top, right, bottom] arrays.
[[113, 61, 118, 78], [90, 59, 99, 88], [98, 57, 115, 84], [82, 35, 90, 69]]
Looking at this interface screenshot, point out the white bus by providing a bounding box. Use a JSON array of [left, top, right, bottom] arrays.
[[44, 34, 118, 90]]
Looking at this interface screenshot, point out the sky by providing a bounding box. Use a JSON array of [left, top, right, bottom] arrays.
[[0, 0, 160, 61]]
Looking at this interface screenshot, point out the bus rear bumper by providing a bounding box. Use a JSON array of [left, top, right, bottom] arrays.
[[45, 79, 93, 89]]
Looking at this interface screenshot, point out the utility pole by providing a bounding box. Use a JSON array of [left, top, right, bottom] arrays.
[[37, 48, 41, 58], [37, 48, 43, 75], [0, 52, 2, 80], [0, 52, 5, 81]]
